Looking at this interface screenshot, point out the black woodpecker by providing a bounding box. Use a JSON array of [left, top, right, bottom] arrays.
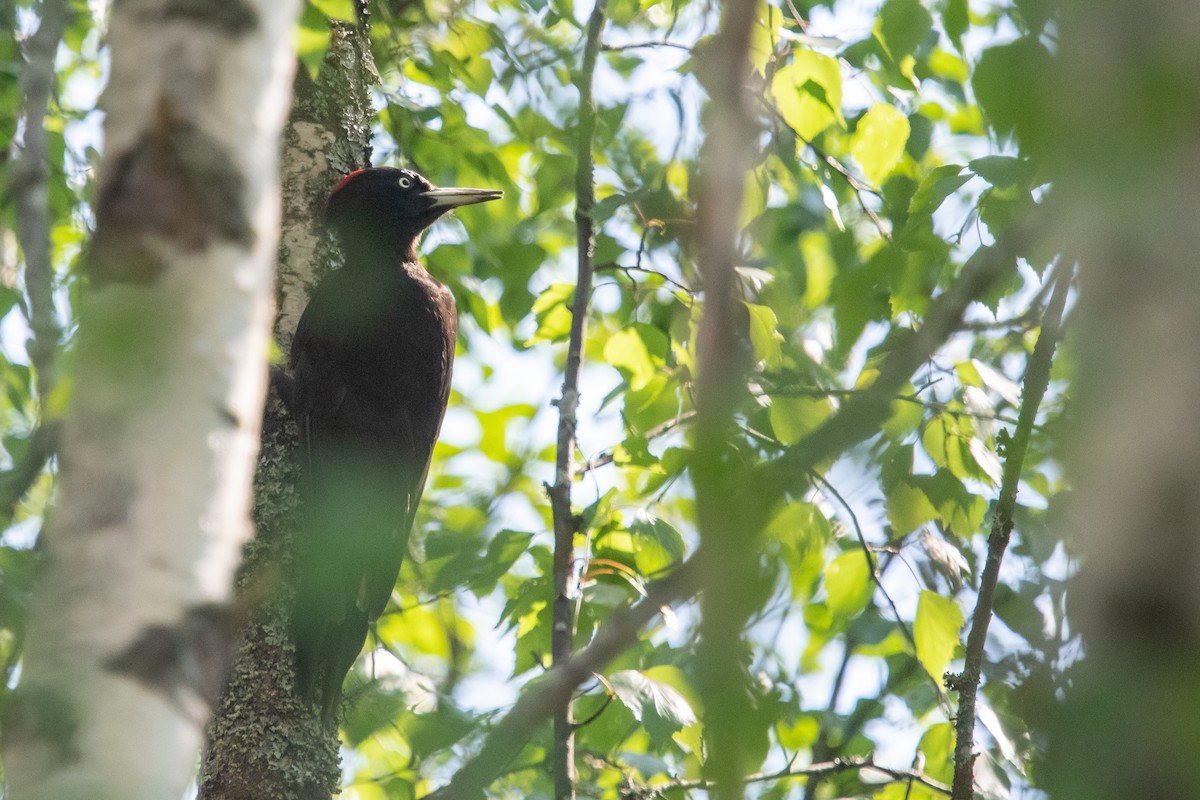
[[289, 167, 501, 719]]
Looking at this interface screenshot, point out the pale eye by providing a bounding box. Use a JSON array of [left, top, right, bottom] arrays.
[[398, 176, 413, 188]]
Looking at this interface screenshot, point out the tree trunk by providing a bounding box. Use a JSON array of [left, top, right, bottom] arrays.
[[1047, 2, 1200, 799], [197, 9, 377, 799], [0, 1, 300, 797]]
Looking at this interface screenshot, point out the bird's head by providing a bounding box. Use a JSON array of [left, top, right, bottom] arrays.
[[326, 167, 502, 258]]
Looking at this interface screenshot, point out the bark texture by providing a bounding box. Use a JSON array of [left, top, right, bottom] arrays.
[[0, 0, 300, 798], [196, 13, 377, 800]]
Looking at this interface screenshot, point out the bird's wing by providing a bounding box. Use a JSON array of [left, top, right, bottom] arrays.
[[290, 271, 455, 610], [288, 268, 455, 715]]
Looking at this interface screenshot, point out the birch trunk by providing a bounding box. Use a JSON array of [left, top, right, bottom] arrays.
[[196, 10, 377, 799], [1, 1, 299, 797]]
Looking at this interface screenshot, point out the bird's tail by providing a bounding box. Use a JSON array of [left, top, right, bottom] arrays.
[[292, 583, 369, 722]]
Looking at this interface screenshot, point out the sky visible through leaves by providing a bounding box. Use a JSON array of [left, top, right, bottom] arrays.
[[1, 0, 1074, 796]]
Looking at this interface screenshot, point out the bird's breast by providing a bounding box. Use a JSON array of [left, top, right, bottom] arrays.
[[295, 262, 457, 433]]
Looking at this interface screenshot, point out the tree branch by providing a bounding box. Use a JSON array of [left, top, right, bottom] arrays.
[[198, 11, 376, 800], [689, 3, 762, 800], [546, 3, 608, 798], [600, 40, 692, 52], [423, 556, 702, 800], [7, 0, 68, 404], [757, 228, 1028, 505], [948, 260, 1072, 799], [658, 755, 950, 796], [0, 422, 58, 520], [0, 0, 70, 522]]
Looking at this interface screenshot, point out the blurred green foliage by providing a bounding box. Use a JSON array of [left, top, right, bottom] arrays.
[[0, 0, 1071, 797]]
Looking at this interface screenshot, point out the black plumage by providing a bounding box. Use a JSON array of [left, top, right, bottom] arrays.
[[288, 167, 501, 719]]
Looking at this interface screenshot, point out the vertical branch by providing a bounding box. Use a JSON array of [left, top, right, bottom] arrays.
[[948, 262, 1072, 800], [690, 3, 761, 800], [548, 3, 607, 798], [8, 0, 68, 404], [0, 0, 69, 520]]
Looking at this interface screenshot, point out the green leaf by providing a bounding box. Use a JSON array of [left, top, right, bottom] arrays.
[[776, 714, 821, 750], [745, 302, 783, 369], [525, 283, 575, 345], [979, 184, 1035, 236], [603, 326, 664, 391], [768, 502, 832, 600], [800, 232, 836, 308], [609, 669, 698, 742], [769, 395, 832, 446], [908, 164, 968, 224], [918, 721, 956, 782], [928, 47, 969, 85], [875, 0, 934, 61], [748, 0, 783, 77], [295, 22, 332, 77], [886, 480, 939, 535], [917, 472, 988, 535], [914, 590, 963, 680], [941, 0, 969, 51], [407, 702, 477, 758], [923, 415, 969, 479], [972, 38, 1052, 148], [771, 51, 844, 140], [882, 393, 923, 441], [876, 783, 944, 800], [1014, 0, 1051, 34], [899, 164, 969, 250], [851, 103, 911, 185], [440, 20, 496, 95], [825, 550, 873, 619], [377, 604, 450, 660], [968, 155, 1036, 189], [308, 0, 355, 20], [628, 513, 686, 574], [471, 530, 534, 594]]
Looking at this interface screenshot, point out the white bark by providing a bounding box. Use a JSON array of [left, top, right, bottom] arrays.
[[2, 1, 300, 798], [277, 119, 337, 336]]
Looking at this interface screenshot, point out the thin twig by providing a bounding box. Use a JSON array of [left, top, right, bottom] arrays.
[[600, 40, 692, 52], [948, 259, 1072, 800], [656, 755, 950, 795], [756, 385, 1029, 427], [595, 262, 696, 297], [801, 632, 856, 800], [810, 472, 952, 712], [582, 409, 696, 473], [571, 691, 614, 730], [546, 3, 608, 798], [756, 95, 891, 240]]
